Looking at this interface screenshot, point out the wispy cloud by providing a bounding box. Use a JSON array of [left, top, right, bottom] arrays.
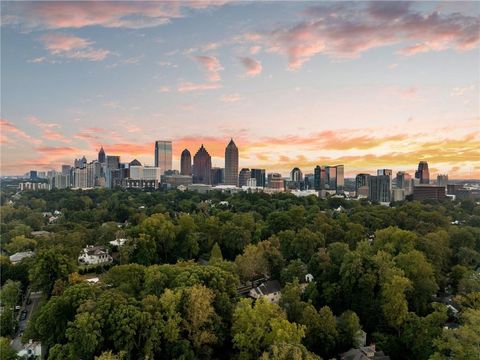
[[220, 93, 242, 103], [40, 33, 109, 61], [3, 1, 229, 30], [192, 55, 223, 82], [242, 2, 479, 69], [177, 82, 222, 93], [239, 57, 262, 77]]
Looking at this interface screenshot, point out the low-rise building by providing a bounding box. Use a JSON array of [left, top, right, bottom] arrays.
[[9, 251, 34, 265], [249, 280, 282, 304], [78, 245, 112, 265], [340, 345, 390, 360], [413, 186, 447, 201]]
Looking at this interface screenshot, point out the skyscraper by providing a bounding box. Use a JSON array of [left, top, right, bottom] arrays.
[[437, 174, 448, 187], [415, 161, 430, 184], [211, 167, 223, 185], [314, 165, 326, 191], [154, 140, 173, 175], [251, 169, 266, 188], [238, 168, 251, 187], [98, 146, 106, 163], [369, 175, 391, 203], [290, 167, 303, 182], [396, 171, 413, 195], [192, 145, 212, 185], [224, 139, 239, 186], [355, 173, 370, 197], [181, 149, 192, 175]]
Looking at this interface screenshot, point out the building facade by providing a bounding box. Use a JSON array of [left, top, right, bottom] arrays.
[[192, 145, 212, 185], [180, 149, 192, 176], [369, 175, 391, 203], [415, 161, 430, 184], [154, 140, 173, 175], [413, 186, 447, 201], [238, 168, 252, 187], [251, 169, 266, 188], [224, 139, 239, 186]]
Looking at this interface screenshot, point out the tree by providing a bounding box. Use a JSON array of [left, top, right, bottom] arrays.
[[430, 309, 480, 360], [337, 310, 362, 349], [95, 351, 125, 360], [0, 337, 18, 360], [301, 304, 338, 357], [0, 280, 22, 307], [181, 285, 218, 354], [381, 275, 412, 332], [235, 244, 269, 281], [138, 213, 176, 262], [209, 243, 223, 264], [29, 248, 76, 296], [103, 264, 145, 297], [280, 260, 308, 285], [66, 312, 103, 359], [260, 342, 321, 360], [232, 298, 305, 359], [4, 235, 36, 254], [395, 250, 438, 314]]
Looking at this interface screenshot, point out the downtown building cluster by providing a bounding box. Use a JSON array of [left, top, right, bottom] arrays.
[[20, 142, 479, 201]]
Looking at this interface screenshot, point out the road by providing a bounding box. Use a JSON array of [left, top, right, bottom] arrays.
[[10, 291, 42, 352]]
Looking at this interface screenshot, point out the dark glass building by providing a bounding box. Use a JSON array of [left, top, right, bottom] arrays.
[[251, 168, 266, 188], [211, 167, 223, 185], [368, 175, 391, 203], [192, 145, 212, 185], [224, 139, 239, 186], [415, 161, 430, 184], [98, 146, 106, 164], [355, 173, 370, 196], [180, 149, 192, 175]]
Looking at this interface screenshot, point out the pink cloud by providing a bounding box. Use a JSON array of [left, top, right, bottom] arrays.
[[239, 57, 262, 77], [0, 119, 41, 145], [246, 3, 479, 69], [40, 33, 109, 61], [28, 116, 70, 143], [177, 82, 222, 93], [193, 55, 223, 82], [3, 2, 229, 30]]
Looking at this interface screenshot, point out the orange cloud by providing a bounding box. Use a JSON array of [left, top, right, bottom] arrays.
[[177, 82, 222, 93]]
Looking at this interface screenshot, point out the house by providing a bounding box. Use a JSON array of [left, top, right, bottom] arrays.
[[78, 245, 112, 265], [109, 238, 127, 247], [249, 280, 282, 304], [85, 277, 100, 284], [9, 251, 34, 265], [340, 345, 390, 360], [17, 340, 42, 359]]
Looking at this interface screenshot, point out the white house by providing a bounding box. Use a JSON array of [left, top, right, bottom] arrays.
[[78, 245, 112, 265], [249, 280, 282, 304], [109, 238, 127, 247]]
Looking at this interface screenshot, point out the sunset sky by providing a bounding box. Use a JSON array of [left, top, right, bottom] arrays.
[[1, 1, 479, 178]]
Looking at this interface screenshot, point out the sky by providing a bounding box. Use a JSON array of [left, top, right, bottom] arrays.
[[1, 1, 479, 178]]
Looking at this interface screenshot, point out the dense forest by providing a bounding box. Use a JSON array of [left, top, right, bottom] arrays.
[[1, 187, 479, 359]]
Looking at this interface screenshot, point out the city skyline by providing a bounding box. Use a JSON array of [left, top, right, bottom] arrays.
[[1, 1, 479, 178]]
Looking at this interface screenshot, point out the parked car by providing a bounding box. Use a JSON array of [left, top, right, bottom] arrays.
[[20, 311, 27, 321]]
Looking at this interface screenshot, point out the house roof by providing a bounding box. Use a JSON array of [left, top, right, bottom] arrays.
[[9, 251, 34, 263], [254, 280, 281, 296]]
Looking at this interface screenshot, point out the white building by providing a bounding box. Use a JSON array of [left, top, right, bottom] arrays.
[[78, 245, 112, 265], [130, 165, 161, 182]]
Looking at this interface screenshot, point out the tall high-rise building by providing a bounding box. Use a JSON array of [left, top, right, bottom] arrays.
[[192, 145, 212, 185], [437, 174, 448, 187], [98, 146, 106, 163], [369, 175, 391, 203], [211, 167, 223, 185], [106, 155, 120, 170], [61, 165, 72, 176], [415, 161, 430, 184], [290, 167, 303, 182], [154, 140, 173, 175], [396, 171, 413, 195], [180, 149, 192, 175], [251, 169, 266, 188], [268, 173, 284, 190], [238, 168, 251, 187], [355, 173, 370, 197], [224, 139, 239, 186], [314, 165, 344, 192]]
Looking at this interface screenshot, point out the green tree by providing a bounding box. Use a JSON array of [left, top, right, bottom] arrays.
[[209, 243, 223, 264], [381, 275, 412, 332], [337, 310, 362, 349], [29, 248, 76, 296], [0, 337, 18, 360], [0, 280, 22, 307], [301, 304, 337, 357], [4, 235, 36, 254]]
